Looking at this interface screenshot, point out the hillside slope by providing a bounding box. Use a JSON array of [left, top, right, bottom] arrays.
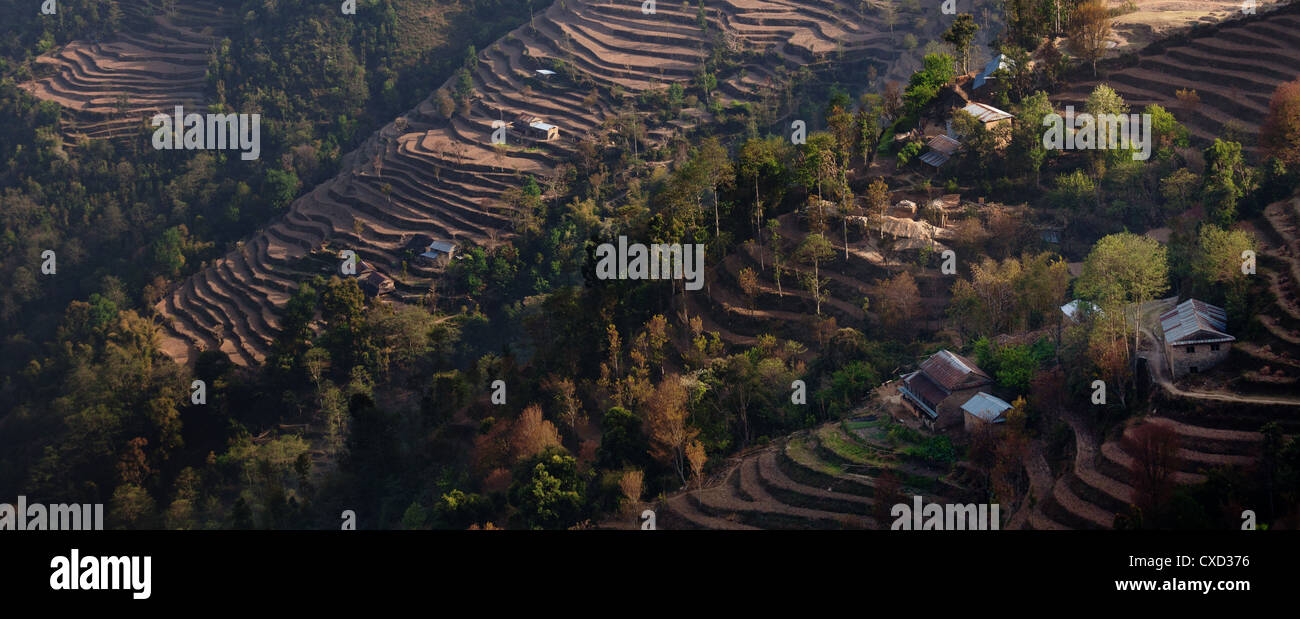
[[151, 0, 990, 366]]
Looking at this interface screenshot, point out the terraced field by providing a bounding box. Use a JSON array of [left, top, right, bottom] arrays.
[[1055, 4, 1300, 153], [151, 0, 992, 366], [654, 420, 976, 530], [19, 0, 232, 144]]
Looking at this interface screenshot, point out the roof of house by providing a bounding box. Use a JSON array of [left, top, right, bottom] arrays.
[[919, 350, 992, 392], [960, 102, 1014, 124], [535, 69, 557, 76], [919, 151, 950, 167], [1060, 299, 1100, 321], [529, 120, 557, 131], [1160, 299, 1235, 345], [429, 240, 457, 253], [973, 54, 1011, 90], [961, 392, 1012, 422], [928, 134, 962, 155]]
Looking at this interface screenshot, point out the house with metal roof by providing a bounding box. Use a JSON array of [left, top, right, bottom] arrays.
[[1159, 299, 1235, 377], [961, 392, 1013, 433], [973, 54, 1012, 90], [959, 102, 1014, 125], [1060, 299, 1100, 322], [899, 350, 993, 431], [920, 134, 961, 168]]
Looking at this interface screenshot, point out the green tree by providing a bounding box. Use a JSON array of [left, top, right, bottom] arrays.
[[942, 14, 980, 74]]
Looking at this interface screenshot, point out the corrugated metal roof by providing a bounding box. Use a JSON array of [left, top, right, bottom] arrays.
[[919, 151, 950, 167], [961, 102, 1013, 123], [1160, 299, 1234, 345], [961, 392, 1012, 422], [1060, 299, 1099, 321], [927, 134, 961, 155], [919, 350, 991, 392], [530, 121, 557, 131], [429, 240, 458, 253], [973, 54, 1011, 90]]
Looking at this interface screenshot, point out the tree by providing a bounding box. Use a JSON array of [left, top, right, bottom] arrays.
[[510, 404, 563, 462], [1075, 232, 1169, 358], [865, 178, 889, 232], [695, 137, 735, 236], [1011, 92, 1054, 185], [619, 469, 644, 513], [1202, 139, 1253, 228], [686, 439, 707, 489], [1261, 78, 1300, 169], [876, 271, 922, 331], [1069, 0, 1112, 76], [643, 375, 696, 485], [903, 54, 957, 115], [509, 448, 586, 529], [738, 266, 760, 316], [596, 406, 650, 470], [942, 14, 980, 74], [796, 233, 835, 316], [1191, 225, 1256, 321]]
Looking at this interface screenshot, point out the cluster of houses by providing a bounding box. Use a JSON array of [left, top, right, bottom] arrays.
[[916, 54, 1016, 169], [897, 298, 1235, 434], [347, 236, 461, 299]]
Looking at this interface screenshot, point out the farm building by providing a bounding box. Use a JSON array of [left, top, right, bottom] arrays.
[[919, 134, 961, 168], [961, 392, 1013, 433], [406, 235, 459, 267], [972, 54, 1012, 90], [1060, 299, 1100, 322], [899, 350, 994, 431], [957, 102, 1013, 132], [511, 114, 559, 141], [359, 270, 395, 297], [354, 261, 394, 297], [1159, 299, 1235, 378]]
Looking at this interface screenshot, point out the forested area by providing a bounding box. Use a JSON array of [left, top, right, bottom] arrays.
[[2, 0, 1300, 530]]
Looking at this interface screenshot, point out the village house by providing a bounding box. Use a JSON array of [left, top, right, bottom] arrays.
[[972, 53, 1011, 91], [1060, 299, 1100, 323], [355, 261, 395, 298], [512, 114, 559, 141], [919, 134, 961, 168], [899, 350, 994, 431], [1159, 299, 1236, 378], [406, 235, 459, 267], [961, 392, 1013, 433], [953, 102, 1014, 135]]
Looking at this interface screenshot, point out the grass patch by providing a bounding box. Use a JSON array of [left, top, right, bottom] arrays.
[[820, 425, 878, 464], [787, 436, 843, 476]]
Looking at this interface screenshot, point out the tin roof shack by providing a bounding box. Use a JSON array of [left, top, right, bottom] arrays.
[[972, 54, 1011, 91], [900, 350, 994, 431], [512, 115, 558, 141], [1060, 299, 1100, 323], [920, 134, 961, 168], [405, 235, 459, 267], [961, 392, 1013, 434], [1159, 299, 1235, 378]]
